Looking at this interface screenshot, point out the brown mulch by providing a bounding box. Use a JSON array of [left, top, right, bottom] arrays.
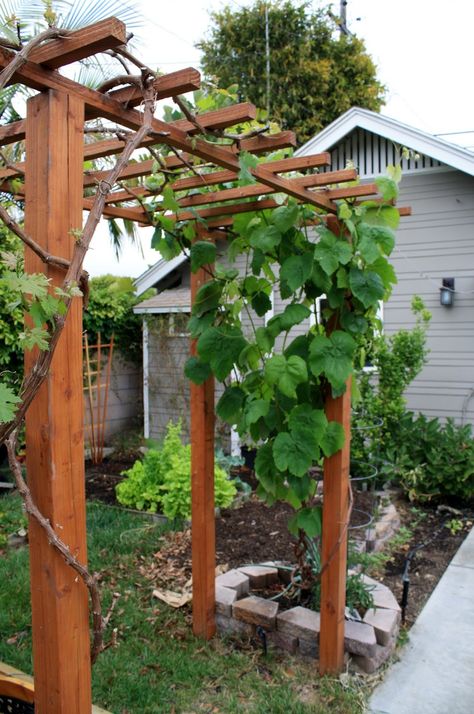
[[85, 459, 473, 626]]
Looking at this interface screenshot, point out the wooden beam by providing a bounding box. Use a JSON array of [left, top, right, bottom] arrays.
[[231, 130, 296, 153], [0, 119, 25, 145], [0, 127, 296, 182], [320, 378, 351, 675], [190, 228, 216, 640], [107, 68, 201, 107], [27, 17, 127, 69], [173, 102, 256, 133], [24, 90, 91, 713], [82, 197, 151, 222], [0, 48, 315, 208], [169, 171, 363, 210], [103, 167, 358, 206]]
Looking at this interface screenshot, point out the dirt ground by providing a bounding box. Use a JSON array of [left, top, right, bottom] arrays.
[[85, 458, 473, 626]]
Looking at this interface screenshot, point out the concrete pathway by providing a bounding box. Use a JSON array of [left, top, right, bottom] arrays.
[[369, 526, 474, 714]]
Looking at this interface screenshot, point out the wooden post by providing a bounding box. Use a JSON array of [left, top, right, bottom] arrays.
[[24, 90, 91, 713], [319, 379, 351, 675], [190, 232, 216, 639]]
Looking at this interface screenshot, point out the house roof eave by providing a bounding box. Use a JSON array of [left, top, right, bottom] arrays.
[[296, 107, 474, 177]]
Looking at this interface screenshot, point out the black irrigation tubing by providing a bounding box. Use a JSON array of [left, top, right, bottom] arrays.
[[400, 514, 473, 624]]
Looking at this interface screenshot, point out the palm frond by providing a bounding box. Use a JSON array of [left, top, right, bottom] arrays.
[[53, 0, 143, 30], [106, 218, 141, 260]]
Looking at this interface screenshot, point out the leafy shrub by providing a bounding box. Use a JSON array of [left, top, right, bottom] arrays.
[[116, 421, 237, 519], [394, 413, 474, 502], [351, 296, 431, 483]]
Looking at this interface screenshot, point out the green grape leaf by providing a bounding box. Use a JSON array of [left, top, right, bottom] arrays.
[[0, 382, 21, 423], [187, 312, 214, 338], [255, 326, 275, 354], [287, 474, 313, 503], [197, 326, 247, 380], [184, 356, 212, 385], [190, 241, 216, 272], [370, 257, 398, 289], [265, 354, 308, 398], [296, 506, 322, 538], [271, 204, 299, 233], [162, 185, 181, 212], [288, 404, 327, 443], [216, 386, 245, 422], [192, 281, 224, 317], [320, 421, 345, 456], [238, 151, 259, 184], [251, 291, 272, 317], [272, 431, 314, 477], [364, 205, 400, 230], [314, 229, 352, 275], [349, 268, 385, 308], [339, 311, 368, 335], [245, 398, 270, 425], [255, 441, 275, 479], [249, 224, 282, 252], [309, 331, 356, 391], [375, 176, 399, 201], [280, 254, 313, 291], [279, 303, 311, 330]]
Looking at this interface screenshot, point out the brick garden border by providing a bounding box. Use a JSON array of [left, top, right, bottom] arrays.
[[215, 565, 401, 673], [214, 496, 402, 673]]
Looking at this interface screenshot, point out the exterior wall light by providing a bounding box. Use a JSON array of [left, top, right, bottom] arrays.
[[440, 278, 455, 307]]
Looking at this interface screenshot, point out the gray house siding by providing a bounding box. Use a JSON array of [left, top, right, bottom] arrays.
[[385, 170, 474, 425]]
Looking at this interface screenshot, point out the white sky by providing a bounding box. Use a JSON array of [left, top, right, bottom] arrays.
[[84, 0, 474, 280]]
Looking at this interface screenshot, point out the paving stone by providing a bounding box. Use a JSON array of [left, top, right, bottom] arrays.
[[363, 607, 400, 646], [233, 596, 279, 629], [262, 561, 292, 584], [215, 613, 253, 637], [215, 569, 250, 597], [351, 634, 396, 673], [215, 585, 238, 617], [277, 606, 320, 640], [238, 565, 279, 588], [344, 620, 377, 657], [298, 637, 319, 658], [372, 586, 401, 612], [266, 630, 298, 654], [360, 575, 401, 612]]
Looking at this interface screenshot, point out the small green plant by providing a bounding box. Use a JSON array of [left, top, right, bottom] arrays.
[[445, 518, 464, 536], [345, 572, 375, 614], [116, 421, 237, 519]]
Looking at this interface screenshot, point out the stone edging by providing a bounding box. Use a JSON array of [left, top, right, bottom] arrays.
[[215, 565, 401, 673]]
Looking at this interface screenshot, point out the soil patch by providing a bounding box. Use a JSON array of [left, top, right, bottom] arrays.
[[86, 460, 473, 626], [375, 500, 473, 626]]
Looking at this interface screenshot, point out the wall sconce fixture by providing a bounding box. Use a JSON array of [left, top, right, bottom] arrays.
[[440, 278, 455, 307]]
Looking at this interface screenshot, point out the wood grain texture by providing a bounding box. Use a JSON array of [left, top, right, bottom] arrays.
[[24, 90, 91, 713], [28, 17, 126, 69], [107, 67, 201, 107], [190, 230, 216, 640], [319, 379, 351, 675]]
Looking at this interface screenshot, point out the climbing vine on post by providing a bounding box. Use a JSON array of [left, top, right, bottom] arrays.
[[179, 172, 400, 565]]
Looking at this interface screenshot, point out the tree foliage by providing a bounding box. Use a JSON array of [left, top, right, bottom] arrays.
[[198, 0, 386, 143], [83, 275, 153, 363]]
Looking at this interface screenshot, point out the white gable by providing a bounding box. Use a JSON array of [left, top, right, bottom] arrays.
[[296, 108, 474, 178]]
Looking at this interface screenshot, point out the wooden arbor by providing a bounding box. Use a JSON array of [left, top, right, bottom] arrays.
[[0, 17, 405, 713]]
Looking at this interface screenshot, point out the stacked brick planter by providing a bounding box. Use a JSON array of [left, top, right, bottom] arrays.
[[215, 566, 401, 673]]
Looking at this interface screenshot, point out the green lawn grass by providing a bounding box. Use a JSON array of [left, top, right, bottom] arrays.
[[0, 494, 367, 713]]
